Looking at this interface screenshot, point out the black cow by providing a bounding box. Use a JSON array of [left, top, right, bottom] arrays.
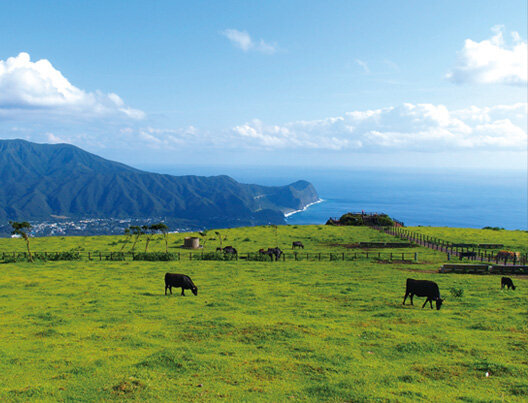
[[165, 273, 198, 296], [292, 241, 304, 249], [223, 246, 237, 254], [258, 247, 283, 261], [459, 251, 477, 260], [501, 277, 516, 290], [216, 247, 222, 252], [403, 278, 444, 310]]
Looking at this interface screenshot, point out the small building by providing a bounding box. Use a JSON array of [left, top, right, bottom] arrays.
[[183, 237, 201, 249]]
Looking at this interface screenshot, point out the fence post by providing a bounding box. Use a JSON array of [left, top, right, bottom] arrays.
[[402, 253, 404, 260], [414, 252, 418, 261], [342, 253, 345, 261], [178, 252, 180, 261], [318, 253, 321, 261]]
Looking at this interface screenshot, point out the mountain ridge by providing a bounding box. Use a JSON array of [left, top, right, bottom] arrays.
[[0, 139, 319, 229]]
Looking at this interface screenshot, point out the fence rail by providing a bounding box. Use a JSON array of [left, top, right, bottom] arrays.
[[372, 226, 528, 266], [0, 250, 420, 263]]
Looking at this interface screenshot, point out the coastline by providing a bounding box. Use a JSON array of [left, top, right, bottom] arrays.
[[284, 199, 324, 218]]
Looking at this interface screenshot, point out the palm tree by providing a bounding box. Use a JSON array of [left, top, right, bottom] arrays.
[[143, 225, 153, 252], [199, 230, 208, 248], [214, 231, 226, 249], [120, 227, 132, 251], [157, 223, 170, 253], [150, 222, 169, 252], [10, 221, 33, 262], [129, 225, 143, 251]]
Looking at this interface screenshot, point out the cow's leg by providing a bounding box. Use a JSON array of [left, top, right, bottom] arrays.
[[410, 294, 414, 305], [169, 285, 172, 295], [403, 293, 408, 305], [181, 288, 185, 296], [165, 285, 168, 295], [422, 298, 429, 308], [430, 299, 434, 309]]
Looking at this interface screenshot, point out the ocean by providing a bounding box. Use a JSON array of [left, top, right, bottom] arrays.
[[140, 165, 528, 230]]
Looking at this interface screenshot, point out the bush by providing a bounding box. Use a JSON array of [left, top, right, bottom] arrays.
[[192, 252, 237, 261], [105, 252, 126, 261], [132, 252, 179, 261], [449, 287, 464, 298]]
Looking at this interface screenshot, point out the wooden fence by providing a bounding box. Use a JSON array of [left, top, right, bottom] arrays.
[[373, 226, 528, 266], [0, 250, 420, 263]]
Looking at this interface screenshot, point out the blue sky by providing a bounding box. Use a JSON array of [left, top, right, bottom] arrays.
[[0, 1, 526, 169]]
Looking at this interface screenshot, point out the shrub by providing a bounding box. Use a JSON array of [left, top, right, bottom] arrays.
[[192, 252, 237, 261], [132, 252, 179, 261], [449, 287, 464, 298]]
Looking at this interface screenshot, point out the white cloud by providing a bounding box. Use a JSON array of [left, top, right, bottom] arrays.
[[0, 52, 144, 119], [227, 103, 527, 151], [355, 59, 370, 74], [222, 29, 277, 54], [447, 26, 527, 86]]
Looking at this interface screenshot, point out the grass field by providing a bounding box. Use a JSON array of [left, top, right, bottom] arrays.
[[0, 226, 527, 401]]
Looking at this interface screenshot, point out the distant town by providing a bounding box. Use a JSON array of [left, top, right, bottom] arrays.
[[1, 218, 195, 237]]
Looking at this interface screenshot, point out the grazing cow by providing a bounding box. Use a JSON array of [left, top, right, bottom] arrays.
[[403, 278, 444, 310], [258, 247, 283, 261], [216, 247, 222, 252], [459, 251, 477, 260], [165, 273, 198, 296], [268, 247, 283, 261], [496, 250, 521, 262], [292, 241, 305, 249], [501, 277, 516, 290], [223, 246, 237, 254]]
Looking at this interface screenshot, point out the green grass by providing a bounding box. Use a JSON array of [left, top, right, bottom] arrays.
[[0, 225, 526, 401], [1, 225, 405, 253]]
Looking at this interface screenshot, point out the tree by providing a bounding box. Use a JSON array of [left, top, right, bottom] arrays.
[[129, 225, 144, 251], [10, 221, 33, 262], [143, 224, 153, 252], [214, 231, 227, 249], [199, 230, 208, 248], [151, 222, 169, 253], [120, 227, 132, 251]]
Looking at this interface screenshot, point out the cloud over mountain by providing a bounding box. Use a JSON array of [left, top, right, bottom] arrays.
[[0, 52, 144, 120], [447, 26, 527, 86]]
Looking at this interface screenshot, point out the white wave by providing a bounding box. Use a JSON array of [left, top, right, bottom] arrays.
[[284, 199, 324, 218]]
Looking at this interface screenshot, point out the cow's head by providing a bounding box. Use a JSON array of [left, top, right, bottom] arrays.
[[435, 298, 444, 310], [192, 286, 198, 296]]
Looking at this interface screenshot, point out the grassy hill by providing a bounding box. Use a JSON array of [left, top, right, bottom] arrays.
[[0, 225, 526, 401]]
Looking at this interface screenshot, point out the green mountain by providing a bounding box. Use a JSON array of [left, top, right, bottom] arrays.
[[0, 139, 319, 228]]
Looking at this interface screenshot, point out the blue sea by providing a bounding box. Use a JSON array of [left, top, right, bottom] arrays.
[[141, 165, 528, 230]]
